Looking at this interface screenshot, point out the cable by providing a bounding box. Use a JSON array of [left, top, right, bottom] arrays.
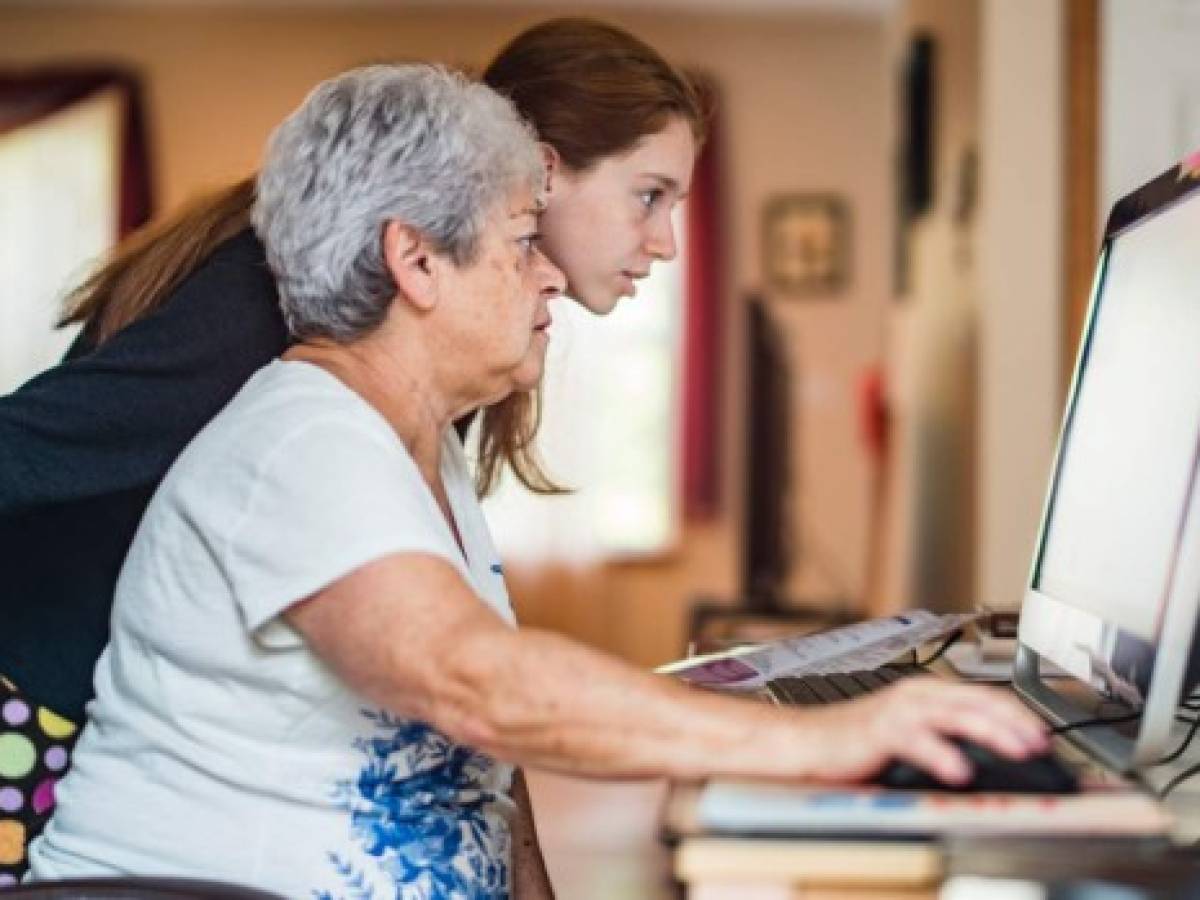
[[1157, 759, 1200, 798], [916, 629, 964, 668], [1050, 710, 1142, 736], [1040, 693, 1200, 793], [1157, 713, 1200, 766]]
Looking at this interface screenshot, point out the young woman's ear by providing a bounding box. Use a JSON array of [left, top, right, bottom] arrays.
[[539, 143, 562, 198], [383, 220, 437, 312]]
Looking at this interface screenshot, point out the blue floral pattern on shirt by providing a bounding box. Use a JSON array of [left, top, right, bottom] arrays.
[[317, 709, 510, 900]]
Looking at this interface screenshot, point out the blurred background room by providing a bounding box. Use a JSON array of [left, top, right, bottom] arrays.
[[3, 0, 1199, 895]]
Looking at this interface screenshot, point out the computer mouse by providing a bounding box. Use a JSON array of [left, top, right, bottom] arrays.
[[872, 737, 1080, 794]]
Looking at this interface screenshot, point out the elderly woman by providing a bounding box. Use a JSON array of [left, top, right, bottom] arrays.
[[28, 63, 561, 899], [28, 64, 1046, 899]]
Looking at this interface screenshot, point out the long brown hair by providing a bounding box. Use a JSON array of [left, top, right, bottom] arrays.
[[483, 17, 706, 171], [476, 18, 705, 495], [63, 18, 704, 497]]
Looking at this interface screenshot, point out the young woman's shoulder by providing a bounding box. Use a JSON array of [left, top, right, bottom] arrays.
[[0, 226, 290, 514], [156, 225, 281, 340]]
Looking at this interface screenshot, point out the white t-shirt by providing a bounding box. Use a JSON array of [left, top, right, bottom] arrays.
[[28, 360, 517, 899]]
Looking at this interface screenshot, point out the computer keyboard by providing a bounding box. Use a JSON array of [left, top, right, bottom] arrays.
[[765, 663, 925, 706]]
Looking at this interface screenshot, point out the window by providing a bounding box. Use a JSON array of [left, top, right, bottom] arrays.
[[0, 87, 121, 393], [481, 209, 686, 564]]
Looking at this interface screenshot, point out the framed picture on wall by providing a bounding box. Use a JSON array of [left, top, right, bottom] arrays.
[[761, 193, 850, 297]]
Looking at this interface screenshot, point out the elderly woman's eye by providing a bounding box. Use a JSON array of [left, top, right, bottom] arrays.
[[517, 233, 542, 253]]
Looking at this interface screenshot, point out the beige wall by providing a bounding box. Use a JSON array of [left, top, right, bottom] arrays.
[[879, 0, 1070, 618], [1102, 0, 1200, 211], [977, 0, 1063, 612], [875, 0, 981, 615], [0, 5, 892, 665]]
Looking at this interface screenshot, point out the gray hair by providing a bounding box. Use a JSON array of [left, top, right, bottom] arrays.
[[252, 64, 543, 342]]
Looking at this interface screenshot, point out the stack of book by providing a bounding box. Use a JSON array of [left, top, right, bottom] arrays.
[[665, 781, 1173, 897]]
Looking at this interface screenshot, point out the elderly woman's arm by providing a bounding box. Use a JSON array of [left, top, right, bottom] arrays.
[[287, 553, 1046, 785]]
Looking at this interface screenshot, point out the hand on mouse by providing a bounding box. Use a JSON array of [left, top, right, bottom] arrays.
[[794, 677, 1050, 785]]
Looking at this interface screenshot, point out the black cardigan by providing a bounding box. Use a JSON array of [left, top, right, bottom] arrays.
[[0, 228, 289, 720]]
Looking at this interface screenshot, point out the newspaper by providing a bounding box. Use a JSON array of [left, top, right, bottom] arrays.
[[658, 610, 979, 691]]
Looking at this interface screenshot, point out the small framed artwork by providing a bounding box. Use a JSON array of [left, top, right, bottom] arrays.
[[762, 194, 850, 297]]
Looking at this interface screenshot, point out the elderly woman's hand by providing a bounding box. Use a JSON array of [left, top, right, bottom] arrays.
[[785, 677, 1050, 785]]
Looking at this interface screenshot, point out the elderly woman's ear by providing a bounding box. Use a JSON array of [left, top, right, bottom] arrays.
[[383, 219, 438, 312]]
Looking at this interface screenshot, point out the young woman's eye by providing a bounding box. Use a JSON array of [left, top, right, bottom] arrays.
[[638, 188, 664, 211]]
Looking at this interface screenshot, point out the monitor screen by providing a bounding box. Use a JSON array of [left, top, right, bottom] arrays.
[[1028, 190, 1200, 705]]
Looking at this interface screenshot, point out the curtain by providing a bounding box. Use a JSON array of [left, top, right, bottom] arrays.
[[681, 79, 725, 520]]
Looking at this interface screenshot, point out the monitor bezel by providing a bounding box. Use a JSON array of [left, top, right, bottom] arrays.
[[1014, 160, 1200, 772]]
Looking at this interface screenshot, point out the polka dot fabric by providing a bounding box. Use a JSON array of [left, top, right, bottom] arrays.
[[0, 677, 78, 886]]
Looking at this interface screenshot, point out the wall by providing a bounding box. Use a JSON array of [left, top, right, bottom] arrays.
[[877, 0, 1071, 619], [874, 0, 981, 615], [977, 0, 1064, 612], [0, 4, 892, 665], [1102, 0, 1200, 212]]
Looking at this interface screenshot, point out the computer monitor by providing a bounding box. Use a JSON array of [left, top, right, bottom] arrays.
[[742, 296, 793, 611], [1015, 161, 1200, 772]]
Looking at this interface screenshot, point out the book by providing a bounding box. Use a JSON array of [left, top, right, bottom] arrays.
[[674, 836, 941, 886], [696, 782, 1173, 839]]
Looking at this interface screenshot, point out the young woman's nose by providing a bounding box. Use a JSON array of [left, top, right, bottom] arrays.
[[536, 248, 566, 297], [644, 212, 678, 262]]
